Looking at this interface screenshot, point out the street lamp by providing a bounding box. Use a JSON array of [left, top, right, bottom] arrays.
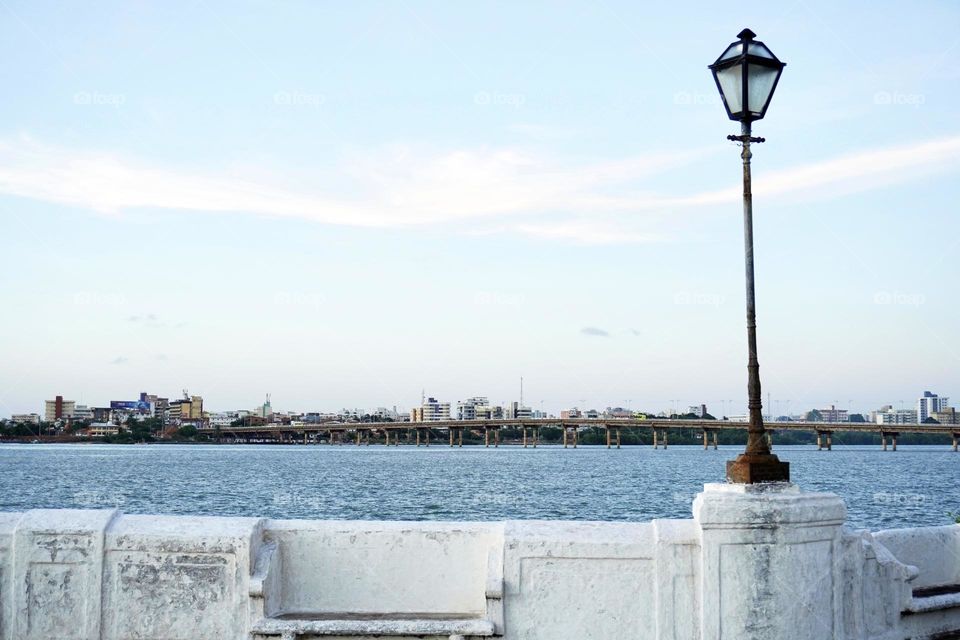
[[709, 29, 789, 483]]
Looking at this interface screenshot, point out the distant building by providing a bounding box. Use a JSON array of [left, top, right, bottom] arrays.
[[371, 407, 400, 420], [73, 405, 94, 421], [87, 423, 120, 437], [918, 391, 949, 423], [817, 405, 849, 423], [11, 413, 41, 424], [168, 395, 204, 425], [504, 401, 532, 420], [416, 397, 450, 422], [604, 407, 632, 419], [44, 396, 75, 421], [932, 408, 959, 425], [561, 408, 582, 419], [688, 404, 709, 418], [457, 397, 489, 421], [474, 404, 504, 420], [208, 412, 238, 428], [871, 405, 918, 425]]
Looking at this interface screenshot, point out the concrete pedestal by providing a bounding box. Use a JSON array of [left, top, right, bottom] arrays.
[[694, 482, 847, 640]]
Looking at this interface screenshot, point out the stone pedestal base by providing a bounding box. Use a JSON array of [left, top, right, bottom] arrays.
[[694, 482, 847, 640]]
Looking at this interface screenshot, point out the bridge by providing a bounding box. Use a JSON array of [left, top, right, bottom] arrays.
[[218, 418, 960, 451]]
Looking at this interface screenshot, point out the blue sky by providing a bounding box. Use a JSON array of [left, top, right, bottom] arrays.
[[1, 0, 958, 417]]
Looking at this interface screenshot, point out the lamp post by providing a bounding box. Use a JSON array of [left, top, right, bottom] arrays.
[[709, 29, 789, 483]]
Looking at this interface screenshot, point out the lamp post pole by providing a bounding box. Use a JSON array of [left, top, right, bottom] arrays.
[[724, 120, 790, 483], [739, 120, 767, 457]]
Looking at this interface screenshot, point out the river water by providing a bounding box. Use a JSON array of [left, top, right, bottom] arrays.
[[0, 443, 956, 530]]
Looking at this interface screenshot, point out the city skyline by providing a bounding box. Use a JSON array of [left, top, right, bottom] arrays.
[[2, 1, 959, 416], [6, 386, 953, 424]]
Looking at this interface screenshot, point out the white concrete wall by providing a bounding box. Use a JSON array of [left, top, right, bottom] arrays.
[[0, 484, 958, 640]]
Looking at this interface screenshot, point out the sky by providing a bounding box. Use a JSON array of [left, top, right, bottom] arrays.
[[1, 0, 958, 418]]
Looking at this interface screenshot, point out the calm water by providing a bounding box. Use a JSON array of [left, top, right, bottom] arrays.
[[0, 443, 956, 530]]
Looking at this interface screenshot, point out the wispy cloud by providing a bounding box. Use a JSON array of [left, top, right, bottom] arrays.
[[1, 134, 958, 244], [109, 356, 129, 365], [581, 326, 610, 337]]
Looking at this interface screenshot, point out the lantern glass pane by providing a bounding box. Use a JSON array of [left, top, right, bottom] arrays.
[[718, 43, 742, 61], [716, 64, 743, 115], [746, 63, 778, 114], [746, 42, 775, 59]]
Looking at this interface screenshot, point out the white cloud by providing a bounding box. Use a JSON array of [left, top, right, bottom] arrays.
[[0, 133, 958, 243]]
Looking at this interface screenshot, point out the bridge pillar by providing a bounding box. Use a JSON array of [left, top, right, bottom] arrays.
[[523, 428, 528, 448], [892, 433, 898, 451], [426, 429, 430, 446], [953, 433, 958, 452], [459, 429, 463, 447], [485, 428, 490, 448], [713, 431, 718, 450], [606, 427, 611, 449], [494, 428, 499, 448], [703, 430, 709, 450], [767, 432, 773, 449], [533, 427, 538, 448], [572, 428, 578, 448], [616, 428, 621, 449], [826, 432, 832, 451], [356, 431, 361, 446], [816, 432, 822, 451], [563, 427, 568, 448], [882, 433, 887, 451], [384, 430, 390, 446], [662, 429, 667, 450], [653, 429, 658, 449], [416, 430, 421, 447], [450, 429, 454, 447]]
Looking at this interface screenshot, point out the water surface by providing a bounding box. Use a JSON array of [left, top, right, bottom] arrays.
[[1, 443, 956, 530]]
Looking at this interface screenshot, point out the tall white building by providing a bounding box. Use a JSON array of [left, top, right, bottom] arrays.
[[918, 391, 949, 423], [420, 397, 451, 422]]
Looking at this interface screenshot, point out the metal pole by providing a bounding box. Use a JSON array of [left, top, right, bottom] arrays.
[[741, 121, 767, 458], [725, 120, 789, 483]]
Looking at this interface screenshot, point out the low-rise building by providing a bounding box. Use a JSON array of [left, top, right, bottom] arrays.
[[87, 423, 120, 437], [933, 408, 959, 425], [872, 405, 918, 425], [11, 413, 41, 425]]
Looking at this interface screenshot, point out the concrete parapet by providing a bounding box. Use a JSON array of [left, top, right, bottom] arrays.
[[0, 487, 958, 639]]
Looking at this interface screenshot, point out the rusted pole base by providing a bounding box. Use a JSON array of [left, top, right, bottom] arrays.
[[726, 453, 790, 484]]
